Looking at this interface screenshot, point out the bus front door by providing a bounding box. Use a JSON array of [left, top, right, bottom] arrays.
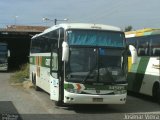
[[50, 75, 60, 101], [50, 53, 60, 101]]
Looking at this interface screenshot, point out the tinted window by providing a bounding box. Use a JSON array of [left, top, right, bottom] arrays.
[[31, 28, 64, 53], [137, 37, 149, 56], [150, 35, 160, 56], [67, 30, 125, 47], [127, 35, 160, 57]]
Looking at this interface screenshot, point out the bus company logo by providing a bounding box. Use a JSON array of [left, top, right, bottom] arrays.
[[109, 86, 124, 90], [152, 64, 160, 69], [91, 26, 102, 29]]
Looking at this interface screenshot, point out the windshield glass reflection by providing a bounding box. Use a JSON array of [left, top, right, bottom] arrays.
[[66, 47, 127, 84]]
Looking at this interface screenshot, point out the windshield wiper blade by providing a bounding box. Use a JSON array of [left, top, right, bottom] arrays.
[[81, 65, 97, 83]]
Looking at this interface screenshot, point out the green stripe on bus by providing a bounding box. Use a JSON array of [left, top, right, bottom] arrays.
[[134, 57, 149, 92], [64, 83, 74, 89], [132, 57, 150, 92], [137, 57, 150, 74], [127, 57, 140, 92], [41, 56, 50, 67], [130, 57, 141, 72], [29, 56, 35, 64], [64, 83, 127, 90], [128, 57, 150, 92], [29, 56, 50, 68]]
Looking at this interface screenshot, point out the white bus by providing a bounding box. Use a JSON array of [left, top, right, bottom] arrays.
[[30, 23, 130, 105], [0, 42, 10, 71], [125, 28, 160, 103]]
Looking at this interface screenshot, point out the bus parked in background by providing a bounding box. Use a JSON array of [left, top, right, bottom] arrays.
[[0, 42, 10, 71], [30, 23, 131, 106], [125, 28, 160, 103]]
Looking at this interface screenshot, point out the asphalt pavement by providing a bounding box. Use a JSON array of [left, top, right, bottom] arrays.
[[0, 72, 160, 120]]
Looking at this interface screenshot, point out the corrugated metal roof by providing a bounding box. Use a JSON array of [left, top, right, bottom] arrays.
[[0, 25, 48, 32]]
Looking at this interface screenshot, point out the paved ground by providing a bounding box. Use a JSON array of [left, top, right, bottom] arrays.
[[0, 72, 160, 120]]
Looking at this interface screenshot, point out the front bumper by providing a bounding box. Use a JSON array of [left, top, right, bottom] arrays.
[[64, 90, 126, 104]]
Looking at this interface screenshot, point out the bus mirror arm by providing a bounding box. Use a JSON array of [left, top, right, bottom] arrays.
[[129, 45, 137, 64], [62, 41, 69, 62]]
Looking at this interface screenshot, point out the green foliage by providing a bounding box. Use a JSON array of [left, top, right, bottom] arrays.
[[124, 25, 133, 32], [10, 64, 29, 83]]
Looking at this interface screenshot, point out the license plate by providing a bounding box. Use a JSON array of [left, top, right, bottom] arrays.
[[93, 98, 103, 102]]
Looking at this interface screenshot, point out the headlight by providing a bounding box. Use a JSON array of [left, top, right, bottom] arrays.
[[66, 88, 81, 94], [114, 90, 127, 94]]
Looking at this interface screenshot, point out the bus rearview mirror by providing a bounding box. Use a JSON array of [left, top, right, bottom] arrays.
[[129, 45, 137, 64], [62, 41, 69, 62], [8, 50, 10, 57]]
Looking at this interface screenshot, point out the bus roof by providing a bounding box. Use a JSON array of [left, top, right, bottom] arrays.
[[125, 28, 160, 38], [32, 23, 122, 39]]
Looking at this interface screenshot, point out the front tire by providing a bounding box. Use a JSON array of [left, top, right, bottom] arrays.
[[153, 83, 160, 104], [157, 88, 160, 104], [54, 101, 63, 107]]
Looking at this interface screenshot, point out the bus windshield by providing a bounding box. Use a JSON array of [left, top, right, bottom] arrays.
[[65, 29, 126, 84], [66, 47, 127, 84]]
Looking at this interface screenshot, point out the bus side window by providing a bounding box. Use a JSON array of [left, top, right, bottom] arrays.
[[42, 37, 50, 53], [138, 48, 148, 56], [151, 38, 160, 56], [137, 38, 149, 56], [31, 38, 42, 53], [152, 48, 160, 56], [43, 30, 59, 53]]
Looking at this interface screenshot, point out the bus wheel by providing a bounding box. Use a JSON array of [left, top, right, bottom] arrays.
[[32, 74, 41, 91], [157, 88, 160, 104], [55, 101, 63, 106], [152, 83, 159, 102]]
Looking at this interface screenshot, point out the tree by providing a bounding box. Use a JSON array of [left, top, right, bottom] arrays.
[[124, 25, 133, 32]]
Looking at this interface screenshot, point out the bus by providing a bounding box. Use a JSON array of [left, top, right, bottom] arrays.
[[125, 28, 160, 103], [0, 42, 10, 71], [30, 23, 132, 105]]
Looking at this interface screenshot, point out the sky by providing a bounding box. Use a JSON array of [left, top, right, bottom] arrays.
[[0, 0, 160, 30]]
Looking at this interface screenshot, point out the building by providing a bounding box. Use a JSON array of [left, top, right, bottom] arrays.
[[0, 25, 48, 70]]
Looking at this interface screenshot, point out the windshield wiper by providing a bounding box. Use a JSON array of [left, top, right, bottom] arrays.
[[81, 64, 97, 83]]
